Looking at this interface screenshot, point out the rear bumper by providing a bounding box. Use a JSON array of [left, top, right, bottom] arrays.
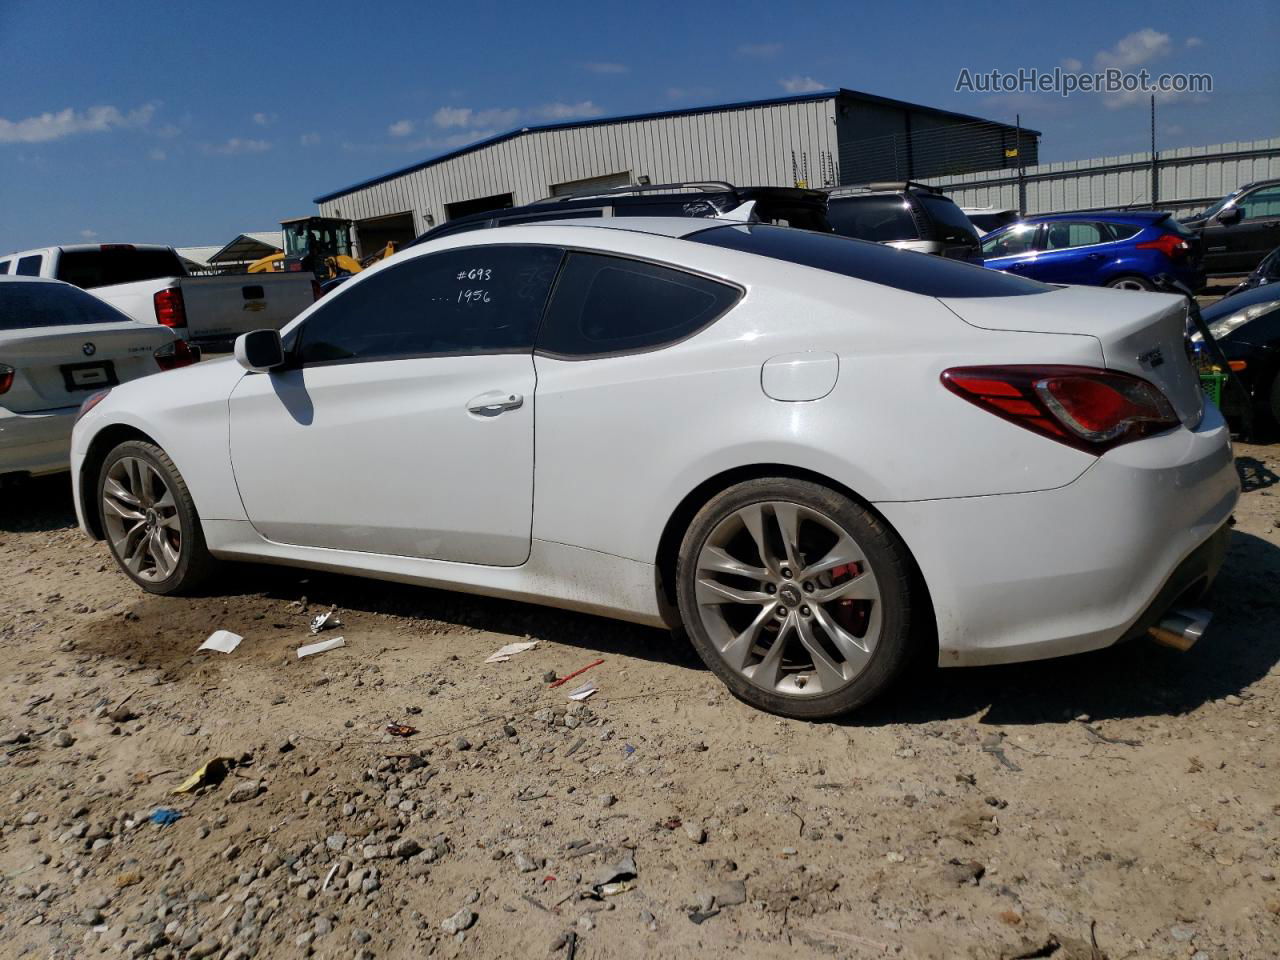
[[878, 403, 1239, 667], [0, 404, 78, 478]]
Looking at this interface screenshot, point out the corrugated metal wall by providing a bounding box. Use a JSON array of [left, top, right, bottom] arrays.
[[317, 99, 841, 232], [924, 137, 1280, 217]]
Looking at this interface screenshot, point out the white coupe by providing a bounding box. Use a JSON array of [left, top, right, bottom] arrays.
[[70, 218, 1239, 718]]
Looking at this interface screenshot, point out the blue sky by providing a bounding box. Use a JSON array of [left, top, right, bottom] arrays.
[[1, 0, 1276, 251]]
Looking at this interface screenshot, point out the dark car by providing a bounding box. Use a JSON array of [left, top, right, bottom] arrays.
[[823, 181, 981, 261], [981, 211, 1205, 292], [1181, 178, 1280, 276], [1221, 244, 1280, 299], [410, 181, 831, 245], [1200, 282, 1280, 431]]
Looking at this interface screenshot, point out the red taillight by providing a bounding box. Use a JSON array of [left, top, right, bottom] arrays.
[[1136, 233, 1189, 260], [76, 389, 110, 422], [941, 365, 1179, 453], [154, 338, 198, 371], [153, 287, 187, 328], [0, 362, 13, 395], [311, 279, 322, 301]]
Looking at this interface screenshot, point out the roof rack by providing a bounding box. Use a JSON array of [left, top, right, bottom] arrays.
[[532, 180, 739, 204], [825, 180, 943, 196]]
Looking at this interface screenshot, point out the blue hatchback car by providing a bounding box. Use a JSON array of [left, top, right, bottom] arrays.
[[981, 211, 1205, 292]]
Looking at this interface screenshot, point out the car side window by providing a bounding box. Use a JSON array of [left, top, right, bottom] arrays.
[[295, 245, 564, 365], [827, 196, 920, 242], [0, 260, 10, 274], [15, 254, 43, 276], [1237, 186, 1280, 220], [1044, 222, 1106, 250], [1104, 222, 1143, 242], [981, 223, 1039, 258], [536, 252, 740, 358]]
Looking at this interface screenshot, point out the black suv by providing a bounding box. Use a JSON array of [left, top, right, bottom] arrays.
[[824, 181, 982, 262], [410, 182, 831, 245], [1181, 178, 1280, 276]]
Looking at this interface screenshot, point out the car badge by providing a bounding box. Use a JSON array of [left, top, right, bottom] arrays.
[[243, 301, 267, 312], [1137, 346, 1164, 368], [82, 342, 96, 357]]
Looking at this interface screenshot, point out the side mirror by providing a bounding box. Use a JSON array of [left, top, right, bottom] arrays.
[[1217, 206, 1242, 226], [234, 329, 285, 373]]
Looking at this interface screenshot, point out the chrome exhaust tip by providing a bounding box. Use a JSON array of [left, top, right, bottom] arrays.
[[1148, 607, 1212, 652]]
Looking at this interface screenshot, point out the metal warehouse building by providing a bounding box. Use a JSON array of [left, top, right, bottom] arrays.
[[314, 88, 1038, 255]]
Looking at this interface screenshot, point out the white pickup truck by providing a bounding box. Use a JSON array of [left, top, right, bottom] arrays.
[[0, 244, 317, 348]]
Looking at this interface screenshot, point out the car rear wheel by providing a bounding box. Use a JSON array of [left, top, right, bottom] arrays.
[[98, 440, 219, 595], [675, 478, 914, 719], [1105, 275, 1153, 291]]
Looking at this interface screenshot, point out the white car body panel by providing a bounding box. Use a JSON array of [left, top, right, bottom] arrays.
[[70, 219, 1240, 665]]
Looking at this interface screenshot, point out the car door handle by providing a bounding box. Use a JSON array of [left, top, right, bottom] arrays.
[[466, 390, 524, 416]]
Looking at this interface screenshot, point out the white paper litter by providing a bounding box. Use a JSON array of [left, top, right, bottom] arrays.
[[484, 640, 539, 663], [310, 610, 341, 635], [566, 681, 597, 701], [297, 636, 345, 659], [198, 630, 242, 654]]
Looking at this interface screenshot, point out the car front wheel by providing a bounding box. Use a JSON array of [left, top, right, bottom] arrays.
[[675, 478, 915, 719], [98, 439, 219, 594]]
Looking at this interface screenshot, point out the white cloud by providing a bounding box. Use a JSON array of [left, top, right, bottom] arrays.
[[432, 105, 521, 129], [533, 100, 604, 121], [299, 132, 321, 146], [80, 228, 97, 239], [388, 119, 415, 137], [780, 75, 826, 94], [0, 103, 155, 144], [583, 61, 628, 74], [149, 147, 167, 161], [252, 112, 276, 127], [737, 42, 782, 58], [1093, 28, 1171, 69], [203, 137, 272, 155], [1185, 36, 1202, 48], [1060, 56, 1083, 71]]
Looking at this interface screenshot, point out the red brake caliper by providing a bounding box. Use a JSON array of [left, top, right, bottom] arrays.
[[828, 562, 869, 636]]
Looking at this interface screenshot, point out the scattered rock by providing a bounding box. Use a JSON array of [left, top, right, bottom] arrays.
[[440, 907, 476, 934]]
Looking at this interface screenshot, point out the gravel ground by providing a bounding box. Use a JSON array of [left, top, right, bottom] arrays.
[[0, 442, 1277, 960]]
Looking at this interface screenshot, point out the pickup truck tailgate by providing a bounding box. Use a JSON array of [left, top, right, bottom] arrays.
[[175, 274, 316, 344]]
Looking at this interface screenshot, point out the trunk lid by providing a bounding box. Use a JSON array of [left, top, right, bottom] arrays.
[[176, 274, 316, 343], [940, 285, 1204, 427], [1, 321, 171, 412]]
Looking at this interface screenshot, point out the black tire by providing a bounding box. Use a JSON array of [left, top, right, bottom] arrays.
[[1105, 275, 1154, 291], [675, 478, 914, 720], [97, 440, 220, 595]]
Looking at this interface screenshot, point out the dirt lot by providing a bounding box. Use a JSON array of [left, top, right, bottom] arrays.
[[1, 443, 1278, 960]]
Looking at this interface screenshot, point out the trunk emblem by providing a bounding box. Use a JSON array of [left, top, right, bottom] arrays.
[[1137, 346, 1164, 368], [82, 342, 96, 357]]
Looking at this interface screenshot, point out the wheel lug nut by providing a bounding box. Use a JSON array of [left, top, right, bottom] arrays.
[[776, 606, 788, 618], [801, 605, 812, 617], [765, 584, 777, 595], [781, 567, 792, 579], [802, 582, 814, 593]]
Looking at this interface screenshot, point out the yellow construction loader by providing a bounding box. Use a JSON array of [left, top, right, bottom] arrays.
[[248, 216, 396, 281]]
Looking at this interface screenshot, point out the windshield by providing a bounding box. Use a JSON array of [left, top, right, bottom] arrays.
[[1197, 189, 1243, 222], [0, 281, 132, 330], [55, 248, 186, 289], [284, 222, 353, 259], [691, 224, 1049, 297], [918, 195, 980, 245]]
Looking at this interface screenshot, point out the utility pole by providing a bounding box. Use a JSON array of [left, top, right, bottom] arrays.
[[1015, 114, 1027, 215], [1150, 95, 1159, 210]]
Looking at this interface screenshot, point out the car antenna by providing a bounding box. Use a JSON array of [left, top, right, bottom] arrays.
[[718, 200, 759, 223]]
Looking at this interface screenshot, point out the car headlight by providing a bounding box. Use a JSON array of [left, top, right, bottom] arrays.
[[1205, 298, 1280, 340]]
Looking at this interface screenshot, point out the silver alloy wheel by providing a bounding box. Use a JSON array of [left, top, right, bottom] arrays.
[[1110, 278, 1149, 291], [694, 500, 882, 697], [101, 457, 182, 582]]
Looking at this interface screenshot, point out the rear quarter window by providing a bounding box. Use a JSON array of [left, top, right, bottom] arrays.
[[537, 252, 741, 357], [0, 281, 132, 330], [693, 224, 1050, 297], [16, 255, 43, 276]]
